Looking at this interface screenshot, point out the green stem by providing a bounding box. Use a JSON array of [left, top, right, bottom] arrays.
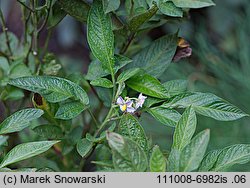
[[114, 83, 124, 100], [93, 65, 122, 137], [31, 0, 38, 54], [79, 80, 119, 168], [93, 82, 126, 136], [17, 0, 35, 12], [45, 110, 60, 126], [0, 9, 13, 59], [37, 0, 52, 36], [94, 106, 114, 137], [31, 0, 42, 75], [111, 72, 116, 101], [41, 29, 52, 56], [87, 108, 99, 128], [107, 116, 122, 122], [24, 11, 31, 44], [120, 32, 136, 55]]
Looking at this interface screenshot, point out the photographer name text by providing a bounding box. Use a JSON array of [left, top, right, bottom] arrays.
[[2, 174, 106, 185]]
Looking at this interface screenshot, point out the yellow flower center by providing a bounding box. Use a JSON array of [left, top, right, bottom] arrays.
[[121, 104, 127, 112]]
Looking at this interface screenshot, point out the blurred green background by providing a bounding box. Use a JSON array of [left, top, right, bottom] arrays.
[[1, 0, 250, 171]]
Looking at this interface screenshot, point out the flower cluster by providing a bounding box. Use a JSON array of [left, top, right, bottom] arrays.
[[116, 93, 147, 114]]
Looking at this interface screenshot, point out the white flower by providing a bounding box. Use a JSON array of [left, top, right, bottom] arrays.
[[116, 96, 136, 113], [135, 93, 147, 109]]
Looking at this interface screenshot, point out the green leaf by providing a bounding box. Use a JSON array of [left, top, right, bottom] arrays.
[[87, 0, 114, 74], [198, 150, 222, 172], [61, 127, 82, 155], [127, 72, 170, 98], [90, 78, 113, 88], [95, 87, 112, 107], [103, 0, 120, 13], [172, 0, 215, 8], [41, 53, 62, 75], [86, 55, 132, 80], [158, 0, 183, 17], [90, 123, 116, 143], [0, 141, 59, 168], [163, 92, 249, 121], [129, 34, 177, 78], [58, 0, 90, 22], [150, 145, 166, 172], [114, 54, 133, 72], [95, 144, 112, 165], [210, 145, 250, 172], [162, 79, 188, 97], [126, 0, 148, 15], [48, 1, 67, 28], [9, 62, 32, 79], [172, 106, 196, 150], [0, 108, 44, 135], [180, 129, 210, 172], [167, 148, 181, 172], [119, 114, 148, 153], [85, 60, 109, 80], [0, 32, 18, 55], [55, 101, 88, 120], [107, 132, 147, 172], [147, 106, 181, 127], [1, 87, 24, 101], [128, 4, 158, 32], [117, 68, 141, 83], [0, 57, 9, 75], [91, 160, 114, 168], [168, 107, 196, 171], [76, 138, 94, 158], [9, 76, 89, 105], [32, 124, 63, 139], [144, 97, 164, 108]]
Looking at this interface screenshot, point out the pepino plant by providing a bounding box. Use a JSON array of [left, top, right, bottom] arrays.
[[0, 0, 250, 172]]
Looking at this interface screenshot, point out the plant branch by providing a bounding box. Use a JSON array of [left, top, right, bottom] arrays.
[[24, 33, 33, 65], [88, 81, 101, 100], [41, 29, 52, 57], [37, 0, 52, 36], [87, 108, 99, 128], [31, 0, 38, 54], [93, 65, 121, 137], [0, 9, 13, 59], [111, 71, 116, 100], [107, 116, 122, 122], [23, 10, 32, 44], [17, 0, 35, 12], [94, 106, 114, 137], [120, 32, 136, 54]]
